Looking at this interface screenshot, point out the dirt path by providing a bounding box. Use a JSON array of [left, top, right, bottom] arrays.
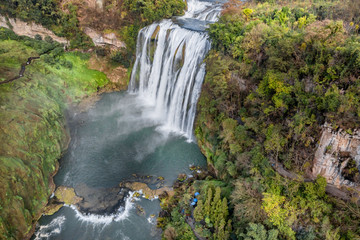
[[270, 159, 357, 202], [185, 216, 207, 240], [0, 56, 39, 84]]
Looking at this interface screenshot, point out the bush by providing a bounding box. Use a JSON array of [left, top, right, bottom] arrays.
[[0, 27, 18, 40], [42, 54, 56, 65], [44, 36, 53, 43], [110, 49, 132, 67], [34, 34, 42, 41], [59, 59, 73, 69], [95, 47, 109, 57]]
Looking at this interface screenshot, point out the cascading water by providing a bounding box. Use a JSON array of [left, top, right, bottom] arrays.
[[129, 0, 223, 140], [32, 1, 224, 239]]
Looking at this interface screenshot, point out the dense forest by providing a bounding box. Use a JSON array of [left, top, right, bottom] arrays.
[[158, 0, 360, 239]]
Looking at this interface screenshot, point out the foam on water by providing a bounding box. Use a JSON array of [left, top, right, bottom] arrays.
[[71, 191, 137, 225], [183, 0, 223, 21], [33, 216, 66, 240]]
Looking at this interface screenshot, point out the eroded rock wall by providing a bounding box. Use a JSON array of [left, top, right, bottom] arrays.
[[0, 16, 68, 45], [312, 124, 360, 189], [0, 13, 125, 50], [84, 27, 125, 49]]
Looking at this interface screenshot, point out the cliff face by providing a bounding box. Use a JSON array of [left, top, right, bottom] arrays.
[[312, 124, 360, 190], [0, 15, 125, 50], [84, 27, 125, 49], [61, 0, 126, 49], [0, 16, 68, 45]]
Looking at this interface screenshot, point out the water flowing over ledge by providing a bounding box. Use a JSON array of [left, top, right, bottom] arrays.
[[128, 0, 223, 141]]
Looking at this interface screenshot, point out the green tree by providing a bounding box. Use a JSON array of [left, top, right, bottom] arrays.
[[221, 198, 229, 220], [211, 187, 222, 223], [204, 187, 213, 218], [215, 219, 226, 240], [193, 200, 204, 222], [240, 223, 279, 240]]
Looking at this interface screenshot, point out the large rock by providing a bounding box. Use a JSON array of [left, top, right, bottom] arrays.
[[95, 0, 104, 10], [74, 184, 129, 215], [312, 123, 360, 188], [119, 181, 174, 200], [0, 16, 68, 45], [84, 27, 125, 49]]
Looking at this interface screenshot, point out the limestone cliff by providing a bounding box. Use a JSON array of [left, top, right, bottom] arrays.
[[0, 10, 125, 50], [0, 16, 68, 45], [84, 27, 125, 49], [61, 0, 126, 49], [312, 123, 360, 191]]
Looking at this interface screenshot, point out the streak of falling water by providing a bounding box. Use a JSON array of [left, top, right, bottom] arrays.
[[129, 0, 223, 140]]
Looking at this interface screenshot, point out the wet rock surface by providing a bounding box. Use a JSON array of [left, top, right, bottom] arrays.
[[74, 184, 130, 215], [136, 205, 145, 216], [43, 198, 64, 216], [119, 181, 174, 200], [46, 185, 130, 215]]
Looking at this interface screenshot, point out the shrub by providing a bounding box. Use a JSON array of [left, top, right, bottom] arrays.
[[110, 49, 132, 67], [34, 34, 42, 41]]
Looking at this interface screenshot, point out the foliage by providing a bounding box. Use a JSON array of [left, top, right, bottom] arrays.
[[192, 0, 360, 239], [0, 0, 186, 51], [119, 0, 185, 54], [82, 0, 185, 55], [159, 179, 233, 240], [206, 0, 360, 172], [0, 32, 109, 239], [240, 223, 279, 240], [110, 48, 132, 68], [122, 0, 185, 24], [193, 186, 232, 239], [0, 1, 93, 49]]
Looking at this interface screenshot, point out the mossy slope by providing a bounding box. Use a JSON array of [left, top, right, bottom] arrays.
[[0, 38, 108, 239]]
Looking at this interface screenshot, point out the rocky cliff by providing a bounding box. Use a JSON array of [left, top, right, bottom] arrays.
[[0, 16, 68, 45], [84, 27, 125, 49], [312, 123, 360, 191], [0, 13, 125, 50]]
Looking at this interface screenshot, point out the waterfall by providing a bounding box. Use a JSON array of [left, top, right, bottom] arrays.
[[128, 0, 223, 140]]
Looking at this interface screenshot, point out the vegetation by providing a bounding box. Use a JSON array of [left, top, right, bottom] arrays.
[[1, 0, 360, 239], [158, 177, 233, 240], [0, 0, 186, 53], [82, 0, 186, 54], [0, 27, 108, 239], [0, 1, 186, 238], [161, 0, 360, 239], [0, 0, 94, 49]]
